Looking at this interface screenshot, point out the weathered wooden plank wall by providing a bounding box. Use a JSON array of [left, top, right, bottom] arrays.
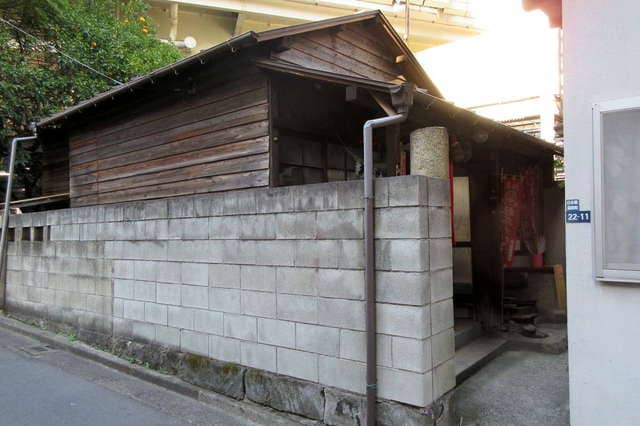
[[41, 136, 69, 196], [67, 65, 270, 206], [270, 24, 405, 83]]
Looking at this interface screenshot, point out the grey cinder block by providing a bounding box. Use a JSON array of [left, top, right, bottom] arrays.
[[181, 330, 209, 356], [225, 314, 257, 341], [295, 323, 339, 356], [317, 269, 365, 300], [181, 263, 208, 286], [209, 264, 241, 289], [429, 239, 453, 271], [167, 240, 208, 262], [241, 290, 276, 318], [133, 281, 156, 302], [209, 216, 240, 239], [275, 212, 317, 240], [376, 239, 429, 272], [431, 328, 455, 367], [181, 218, 209, 240], [257, 318, 295, 348], [168, 197, 195, 218], [155, 325, 180, 348], [132, 321, 156, 342], [427, 177, 451, 207], [276, 267, 318, 296], [240, 214, 276, 240], [339, 329, 392, 367], [144, 200, 169, 220], [316, 210, 363, 239], [335, 180, 364, 210], [277, 294, 318, 324], [144, 302, 168, 325], [156, 261, 181, 284], [377, 303, 430, 339], [338, 240, 365, 270], [72, 206, 98, 224], [376, 271, 429, 306], [240, 341, 276, 372], [428, 207, 451, 238], [292, 182, 338, 212], [432, 358, 455, 400], [241, 265, 276, 292], [430, 268, 453, 303], [392, 337, 431, 373], [377, 367, 432, 408], [123, 299, 145, 321], [156, 283, 180, 306], [133, 260, 156, 281], [114, 279, 134, 299], [276, 347, 319, 382], [294, 240, 339, 268], [194, 193, 224, 217], [194, 309, 223, 335], [209, 335, 241, 363], [317, 298, 365, 330], [255, 240, 295, 266], [387, 175, 428, 207], [209, 288, 241, 313], [221, 240, 257, 265], [318, 356, 366, 394], [102, 205, 124, 222], [223, 190, 256, 216], [430, 299, 454, 335], [255, 187, 294, 214], [375, 207, 428, 239], [168, 306, 195, 330], [181, 285, 208, 309]]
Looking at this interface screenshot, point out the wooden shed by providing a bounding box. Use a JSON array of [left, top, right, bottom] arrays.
[[34, 10, 563, 328]]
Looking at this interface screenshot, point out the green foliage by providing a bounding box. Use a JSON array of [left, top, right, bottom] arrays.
[[0, 0, 182, 198]]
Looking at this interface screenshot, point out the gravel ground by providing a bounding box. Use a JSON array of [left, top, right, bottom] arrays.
[[450, 350, 570, 426]]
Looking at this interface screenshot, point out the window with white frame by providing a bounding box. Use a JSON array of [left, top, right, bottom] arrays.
[[593, 97, 640, 282]]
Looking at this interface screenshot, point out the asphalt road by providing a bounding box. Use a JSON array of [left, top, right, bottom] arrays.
[[0, 326, 268, 426]]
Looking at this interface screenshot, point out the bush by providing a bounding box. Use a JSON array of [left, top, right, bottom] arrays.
[[0, 0, 182, 198]]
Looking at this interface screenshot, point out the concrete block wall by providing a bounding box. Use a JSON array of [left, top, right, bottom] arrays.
[[4, 175, 453, 409]]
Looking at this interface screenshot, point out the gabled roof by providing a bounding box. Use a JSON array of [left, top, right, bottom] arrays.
[[38, 10, 440, 128]]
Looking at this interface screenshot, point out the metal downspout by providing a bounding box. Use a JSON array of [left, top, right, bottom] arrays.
[[0, 135, 37, 309], [363, 113, 407, 426]]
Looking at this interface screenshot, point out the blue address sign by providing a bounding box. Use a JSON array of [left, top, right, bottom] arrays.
[[566, 199, 591, 223]]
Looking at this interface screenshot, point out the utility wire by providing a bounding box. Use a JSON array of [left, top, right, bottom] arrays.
[[0, 16, 123, 85]]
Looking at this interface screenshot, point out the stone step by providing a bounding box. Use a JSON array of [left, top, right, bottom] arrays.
[[454, 319, 483, 350], [455, 336, 507, 385]]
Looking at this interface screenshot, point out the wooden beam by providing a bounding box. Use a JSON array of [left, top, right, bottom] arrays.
[[370, 92, 396, 117], [169, 2, 179, 42], [233, 12, 246, 36]]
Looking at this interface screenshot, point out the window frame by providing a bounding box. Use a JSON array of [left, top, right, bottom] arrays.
[[593, 96, 640, 283]]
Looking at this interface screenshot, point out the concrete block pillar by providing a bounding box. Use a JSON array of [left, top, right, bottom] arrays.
[[410, 127, 455, 402], [410, 127, 449, 179]]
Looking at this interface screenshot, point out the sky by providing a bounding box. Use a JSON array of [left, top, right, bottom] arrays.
[[416, 0, 559, 110]]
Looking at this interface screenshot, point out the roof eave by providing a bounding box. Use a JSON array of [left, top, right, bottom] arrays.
[[413, 91, 563, 156], [37, 31, 260, 128]]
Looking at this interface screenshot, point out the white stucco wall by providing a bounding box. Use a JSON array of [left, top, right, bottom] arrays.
[[564, 2, 640, 425]]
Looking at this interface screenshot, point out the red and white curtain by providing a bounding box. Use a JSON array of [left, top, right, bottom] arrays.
[[500, 167, 541, 267]]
